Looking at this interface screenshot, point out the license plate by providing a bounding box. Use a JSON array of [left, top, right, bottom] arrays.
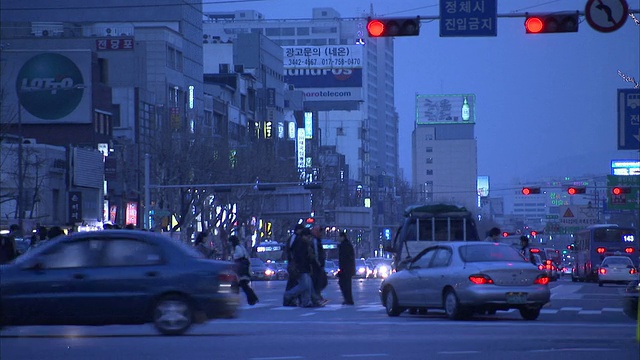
[[506, 292, 528, 304]]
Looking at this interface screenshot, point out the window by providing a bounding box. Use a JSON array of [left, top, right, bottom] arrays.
[[281, 27, 295, 36], [431, 248, 452, 267], [426, 146, 433, 152], [426, 170, 433, 175], [412, 248, 438, 268], [297, 27, 310, 35], [265, 28, 281, 36], [426, 157, 433, 164], [103, 239, 163, 266], [167, 46, 176, 69], [41, 240, 102, 269]]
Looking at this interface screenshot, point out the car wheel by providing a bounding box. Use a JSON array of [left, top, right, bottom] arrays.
[[384, 288, 403, 317], [519, 306, 541, 321], [153, 295, 193, 335], [444, 290, 469, 320]]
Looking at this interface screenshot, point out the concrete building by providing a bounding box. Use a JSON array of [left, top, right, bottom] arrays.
[[412, 94, 478, 212], [202, 7, 399, 199]]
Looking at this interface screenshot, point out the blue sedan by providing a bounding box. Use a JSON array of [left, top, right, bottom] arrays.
[[0, 230, 240, 335]]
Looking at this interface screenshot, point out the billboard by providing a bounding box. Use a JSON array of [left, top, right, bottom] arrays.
[[611, 160, 640, 176], [1, 50, 92, 124], [416, 94, 476, 124], [283, 45, 363, 69]]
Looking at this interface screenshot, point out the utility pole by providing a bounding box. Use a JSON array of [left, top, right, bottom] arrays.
[[17, 103, 24, 232]]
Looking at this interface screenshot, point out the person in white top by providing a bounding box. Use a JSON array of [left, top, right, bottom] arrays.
[[230, 235, 258, 305]]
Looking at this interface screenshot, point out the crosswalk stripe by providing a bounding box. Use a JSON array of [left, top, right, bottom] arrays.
[[578, 310, 602, 315]]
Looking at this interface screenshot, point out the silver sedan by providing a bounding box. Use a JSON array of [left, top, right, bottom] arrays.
[[379, 242, 551, 320]]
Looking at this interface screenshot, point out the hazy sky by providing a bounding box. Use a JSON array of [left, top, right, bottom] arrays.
[[207, 0, 640, 190]]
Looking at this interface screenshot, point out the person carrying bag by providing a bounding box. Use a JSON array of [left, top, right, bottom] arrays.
[[230, 235, 258, 305]]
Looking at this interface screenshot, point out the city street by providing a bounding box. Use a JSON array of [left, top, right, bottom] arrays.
[[1, 277, 638, 360]]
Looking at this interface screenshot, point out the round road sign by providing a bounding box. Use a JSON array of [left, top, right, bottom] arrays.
[[585, 0, 629, 33]]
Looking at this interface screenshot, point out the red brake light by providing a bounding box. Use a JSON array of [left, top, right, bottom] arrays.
[[625, 247, 634, 254], [469, 274, 494, 285], [534, 275, 550, 285], [530, 248, 540, 253], [538, 264, 544, 270], [630, 268, 637, 275], [596, 247, 606, 254], [598, 268, 607, 275]]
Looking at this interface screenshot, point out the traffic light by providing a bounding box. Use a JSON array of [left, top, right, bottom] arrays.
[[530, 231, 538, 237], [521, 187, 541, 195], [367, 17, 421, 37], [524, 12, 579, 34], [611, 187, 631, 195], [567, 186, 586, 195]]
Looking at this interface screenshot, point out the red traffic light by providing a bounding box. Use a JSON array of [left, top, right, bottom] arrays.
[[525, 17, 544, 33], [524, 13, 579, 34], [530, 231, 537, 237], [521, 187, 541, 195], [367, 17, 420, 37], [612, 187, 631, 195], [367, 19, 386, 37], [567, 186, 586, 195], [502, 232, 509, 237]]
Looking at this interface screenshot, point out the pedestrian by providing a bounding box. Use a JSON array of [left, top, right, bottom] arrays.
[[28, 226, 48, 250], [520, 235, 532, 261], [194, 231, 214, 258], [337, 230, 356, 305], [284, 223, 306, 296], [310, 225, 328, 305], [0, 233, 17, 264], [229, 235, 259, 306], [485, 227, 501, 242], [283, 228, 317, 308]]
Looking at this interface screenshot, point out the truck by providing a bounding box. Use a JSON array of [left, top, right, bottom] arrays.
[[384, 204, 481, 270]]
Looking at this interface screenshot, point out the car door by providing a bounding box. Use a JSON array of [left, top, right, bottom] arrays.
[[6, 237, 103, 325], [421, 247, 453, 306], [396, 247, 437, 306], [87, 236, 165, 323]]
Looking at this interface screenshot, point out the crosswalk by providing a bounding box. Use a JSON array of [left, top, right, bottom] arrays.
[[238, 301, 626, 315]]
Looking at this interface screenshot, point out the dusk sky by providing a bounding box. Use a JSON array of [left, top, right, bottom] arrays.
[[208, 0, 640, 191]]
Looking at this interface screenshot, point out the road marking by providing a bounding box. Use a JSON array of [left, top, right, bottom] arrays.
[[300, 312, 317, 317], [602, 307, 624, 312], [250, 357, 304, 360], [357, 305, 384, 312], [438, 351, 481, 355], [540, 309, 559, 314], [340, 354, 388, 357], [272, 307, 298, 311], [578, 310, 602, 315], [559, 307, 582, 311]]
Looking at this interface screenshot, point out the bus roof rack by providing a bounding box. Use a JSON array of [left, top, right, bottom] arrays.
[[404, 204, 470, 218]]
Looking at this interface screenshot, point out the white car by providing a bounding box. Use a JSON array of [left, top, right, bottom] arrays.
[[597, 256, 638, 287]]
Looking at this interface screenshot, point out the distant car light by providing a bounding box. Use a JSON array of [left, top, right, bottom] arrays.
[[598, 268, 607, 275], [534, 275, 550, 285]]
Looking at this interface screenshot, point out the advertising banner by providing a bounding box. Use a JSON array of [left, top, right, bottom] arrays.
[[285, 68, 362, 88], [283, 45, 363, 69], [1, 50, 92, 124], [416, 94, 476, 124]]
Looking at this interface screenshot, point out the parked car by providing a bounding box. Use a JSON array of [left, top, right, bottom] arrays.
[[0, 230, 240, 335], [379, 242, 551, 320], [597, 256, 638, 287], [249, 257, 275, 280]]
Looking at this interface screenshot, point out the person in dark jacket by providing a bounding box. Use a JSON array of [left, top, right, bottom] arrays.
[[337, 230, 356, 305], [283, 228, 316, 307]]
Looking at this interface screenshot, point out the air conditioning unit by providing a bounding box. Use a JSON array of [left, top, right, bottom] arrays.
[[22, 138, 37, 144], [219, 63, 230, 74], [234, 64, 244, 73], [288, 84, 295, 91]]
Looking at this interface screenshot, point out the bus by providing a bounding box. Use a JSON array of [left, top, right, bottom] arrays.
[[571, 224, 638, 282]]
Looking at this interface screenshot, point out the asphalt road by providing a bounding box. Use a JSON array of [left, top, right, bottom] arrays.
[[1, 277, 638, 360]]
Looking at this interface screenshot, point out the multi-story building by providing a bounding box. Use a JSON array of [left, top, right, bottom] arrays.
[[412, 94, 478, 212], [0, 0, 205, 228], [202, 7, 401, 222]]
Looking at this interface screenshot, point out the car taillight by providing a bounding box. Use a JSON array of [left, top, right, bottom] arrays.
[[598, 268, 607, 275], [625, 247, 634, 254], [596, 247, 606, 254], [469, 274, 494, 284], [538, 264, 544, 270], [534, 275, 550, 285], [630, 268, 637, 274]]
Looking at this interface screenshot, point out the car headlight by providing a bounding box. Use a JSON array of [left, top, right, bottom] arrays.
[[265, 269, 275, 276], [357, 267, 365, 273]]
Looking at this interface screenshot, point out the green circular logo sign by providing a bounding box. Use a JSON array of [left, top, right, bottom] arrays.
[[16, 53, 85, 120]]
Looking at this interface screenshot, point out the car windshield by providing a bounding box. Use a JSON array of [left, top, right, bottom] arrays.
[[459, 244, 526, 262]]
